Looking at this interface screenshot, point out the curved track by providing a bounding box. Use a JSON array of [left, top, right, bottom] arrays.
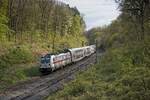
[[0, 53, 100, 100]]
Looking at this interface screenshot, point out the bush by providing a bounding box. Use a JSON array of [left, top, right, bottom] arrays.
[[0, 46, 35, 71], [5, 47, 35, 64]]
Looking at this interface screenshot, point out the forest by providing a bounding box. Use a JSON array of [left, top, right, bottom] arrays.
[[0, 0, 150, 99], [48, 0, 150, 100], [0, 0, 86, 90]]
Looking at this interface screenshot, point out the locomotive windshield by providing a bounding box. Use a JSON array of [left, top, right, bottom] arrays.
[[41, 54, 51, 64]]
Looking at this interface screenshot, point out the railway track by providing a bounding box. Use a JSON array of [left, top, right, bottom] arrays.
[[0, 53, 101, 100]]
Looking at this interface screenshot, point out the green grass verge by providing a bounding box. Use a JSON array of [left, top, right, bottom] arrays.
[[0, 63, 40, 91]]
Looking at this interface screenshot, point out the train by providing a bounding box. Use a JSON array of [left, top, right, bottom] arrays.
[[39, 45, 96, 73]]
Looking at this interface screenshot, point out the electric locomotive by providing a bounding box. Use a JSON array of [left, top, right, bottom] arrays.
[[39, 45, 96, 73]]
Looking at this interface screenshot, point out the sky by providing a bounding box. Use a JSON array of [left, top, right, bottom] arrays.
[[59, 0, 120, 30]]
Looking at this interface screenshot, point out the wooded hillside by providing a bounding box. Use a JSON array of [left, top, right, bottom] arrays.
[[0, 0, 86, 46], [0, 0, 87, 91]]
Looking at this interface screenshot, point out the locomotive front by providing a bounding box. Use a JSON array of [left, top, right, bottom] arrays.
[[39, 54, 53, 73]]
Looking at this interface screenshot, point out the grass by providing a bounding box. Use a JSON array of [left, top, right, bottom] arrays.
[[0, 63, 40, 91]]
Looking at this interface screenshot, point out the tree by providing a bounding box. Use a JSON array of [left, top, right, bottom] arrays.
[[0, 0, 9, 42], [116, 0, 150, 40]]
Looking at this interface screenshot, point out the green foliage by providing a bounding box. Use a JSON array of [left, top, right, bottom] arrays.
[[5, 0, 86, 44], [0, 0, 87, 92], [0, 45, 38, 91], [0, 46, 35, 65], [47, 39, 150, 100], [0, 64, 40, 91], [63, 80, 87, 97], [0, 0, 9, 42], [23, 66, 40, 77]]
